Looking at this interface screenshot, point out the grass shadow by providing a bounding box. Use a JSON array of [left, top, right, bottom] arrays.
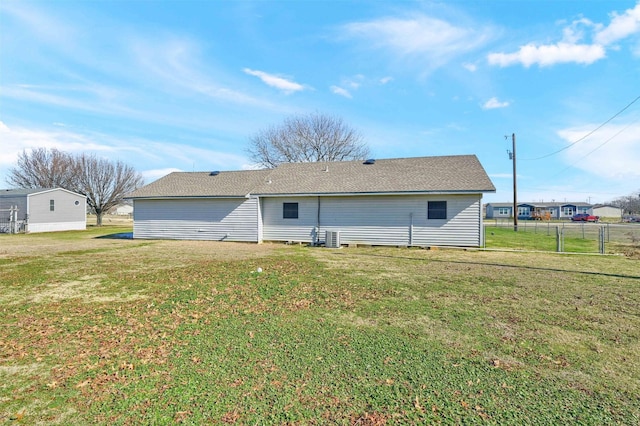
[[95, 232, 133, 240]]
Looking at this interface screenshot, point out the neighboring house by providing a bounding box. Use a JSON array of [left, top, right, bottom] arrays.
[[127, 155, 496, 247], [0, 188, 86, 233], [591, 204, 623, 218], [110, 203, 134, 216], [486, 202, 593, 220]]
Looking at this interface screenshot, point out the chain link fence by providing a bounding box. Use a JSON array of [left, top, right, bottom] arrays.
[[485, 219, 640, 255]]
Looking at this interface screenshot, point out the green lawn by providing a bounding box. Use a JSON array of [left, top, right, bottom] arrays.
[[1, 227, 639, 424], [485, 223, 640, 256]]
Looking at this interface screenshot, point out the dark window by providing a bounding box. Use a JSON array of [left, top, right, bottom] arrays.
[[283, 202, 299, 219], [428, 201, 446, 220], [50, 199, 55, 212]]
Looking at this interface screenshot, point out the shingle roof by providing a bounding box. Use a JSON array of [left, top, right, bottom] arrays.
[[127, 155, 495, 199], [0, 188, 56, 197], [127, 170, 271, 198]]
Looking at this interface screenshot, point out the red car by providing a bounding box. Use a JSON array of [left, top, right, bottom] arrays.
[[571, 213, 599, 222]]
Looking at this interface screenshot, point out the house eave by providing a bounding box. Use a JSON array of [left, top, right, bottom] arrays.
[[252, 189, 495, 198], [126, 195, 248, 200]]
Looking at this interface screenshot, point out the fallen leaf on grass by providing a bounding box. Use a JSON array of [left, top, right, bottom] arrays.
[[174, 410, 192, 423], [221, 411, 240, 423], [9, 412, 25, 421], [75, 379, 91, 388]]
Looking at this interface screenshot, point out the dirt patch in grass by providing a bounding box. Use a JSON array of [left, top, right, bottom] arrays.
[[2, 236, 639, 424], [0, 229, 281, 261], [2, 275, 148, 306]]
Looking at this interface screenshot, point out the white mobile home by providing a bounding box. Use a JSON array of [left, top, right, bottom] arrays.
[[127, 155, 496, 247], [0, 188, 86, 233], [591, 204, 623, 219]]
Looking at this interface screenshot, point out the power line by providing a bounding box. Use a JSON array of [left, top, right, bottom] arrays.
[[521, 94, 640, 161], [550, 116, 640, 178]]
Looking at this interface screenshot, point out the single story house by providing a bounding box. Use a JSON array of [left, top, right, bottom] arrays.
[[127, 155, 496, 247], [0, 188, 86, 233], [591, 204, 623, 219], [486, 202, 594, 220], [110, 203, 134, 216]]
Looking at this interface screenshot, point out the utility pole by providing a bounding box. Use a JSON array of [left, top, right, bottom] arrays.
[[507, 133, 518, 232]]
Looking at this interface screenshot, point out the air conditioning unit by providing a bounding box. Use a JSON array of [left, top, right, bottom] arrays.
[[325, 231, 340, 248]]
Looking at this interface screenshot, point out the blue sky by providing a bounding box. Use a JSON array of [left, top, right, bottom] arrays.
[[1, 0, 639, 204]]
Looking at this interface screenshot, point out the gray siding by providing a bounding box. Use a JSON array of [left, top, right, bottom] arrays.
[[133, 198, 259, 242], [261, 197, 319, 242], [486, 204, 512, 219], [262, 194, 483, 247], [0, 196, 28, 220], [1, 189, 86, 232], [28, 190, 86, 225]]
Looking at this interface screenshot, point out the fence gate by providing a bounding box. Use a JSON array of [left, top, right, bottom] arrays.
[[555, 224, 607, 254]]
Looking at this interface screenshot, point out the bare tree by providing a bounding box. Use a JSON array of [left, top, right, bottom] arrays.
[[7, 148, 76, 189], [6, 148, 144, 226], [612, 191, 640, 215], [73, 154, 144, 226], [247, 112, 370, 168]]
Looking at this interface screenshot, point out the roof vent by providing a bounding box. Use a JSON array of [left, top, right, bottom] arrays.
[[209, 171, 220, 176], [363, 159, 376, 165]]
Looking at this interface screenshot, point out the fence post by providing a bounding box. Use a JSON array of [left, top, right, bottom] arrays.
[[11, 206, 17, 234], [556, 226, 561, 252], [599, 226, 605, 254]]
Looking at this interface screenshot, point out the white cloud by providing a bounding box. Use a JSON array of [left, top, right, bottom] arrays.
[[463, 63, 477, 72], [330, 86, 352, 99], [141, 168, 182, 182], [594, 2, 640, 45], [379, 76, 393, 84], [488, 42, 605, 67], [0, 121, 115, 169], [489, 3, 640, 68], [0, 121, 251, 186], [342, 13, 494, 70], [132, 39, 269, 107], [482, 97, 510, 110], [243, 68, 305, 94], [558, 122, 640, 180]]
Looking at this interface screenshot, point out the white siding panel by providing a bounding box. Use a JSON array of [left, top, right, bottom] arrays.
[[29, 191, 86, 225], [411, 197, 482, 247], [133, 198, 258, 242], [262, 194, 483, 247], [27, 221, 86, 233], [262, 197, 318, 242]]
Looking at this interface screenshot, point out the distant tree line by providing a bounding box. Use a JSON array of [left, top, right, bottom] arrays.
[[7, 148, 143, 226], [611, 191, 640, 215]]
